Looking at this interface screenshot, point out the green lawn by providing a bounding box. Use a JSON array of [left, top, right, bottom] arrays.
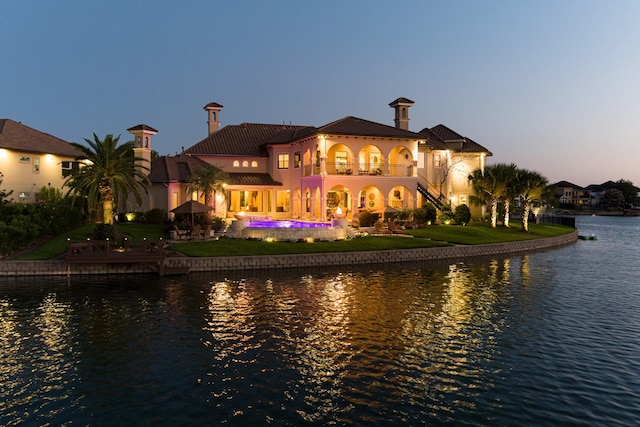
[[15, 220, 574, 260], [405, 220, 574, 244], [16, 223, 169, 260]]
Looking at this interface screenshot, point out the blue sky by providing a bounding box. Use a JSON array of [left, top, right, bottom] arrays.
[[3, 1, 640, 187]]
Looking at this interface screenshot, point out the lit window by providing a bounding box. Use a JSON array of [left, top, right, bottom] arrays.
[[251, 161, 258, 168], [434, 154, 441, 168], [278, 153, 289, 169], [294, 152, 301, 168], [233, 160, 240, 167], [242, 161, 249, 167]]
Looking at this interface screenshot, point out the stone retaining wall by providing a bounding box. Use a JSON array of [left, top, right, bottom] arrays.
[[0, 230, 578, 276]]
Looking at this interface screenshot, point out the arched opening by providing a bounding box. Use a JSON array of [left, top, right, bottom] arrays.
[[387, 185, 414, 210], [326, 144, 354, 175], [326, 185, 352, 219], [389, 146, 414, 177], [357, 144, 384, 175]]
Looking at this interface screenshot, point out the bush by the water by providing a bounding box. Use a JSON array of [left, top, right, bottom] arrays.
[[0, 198, 84, 256]]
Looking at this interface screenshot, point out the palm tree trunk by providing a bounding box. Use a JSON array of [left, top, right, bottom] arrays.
[[103, 197, 114, 225], [521, 202, 530, 232], [490, 198, 498, 228], [503, 198, 511, 228]]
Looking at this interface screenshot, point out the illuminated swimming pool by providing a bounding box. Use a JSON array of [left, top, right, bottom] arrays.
[[231, 219, 348, 241], [247, 220, 332, 228]]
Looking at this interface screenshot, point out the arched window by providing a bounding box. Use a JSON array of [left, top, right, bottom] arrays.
[[233, 160, 240, 167], [242, 161, 249, 167], [251, 161, 258, 168]]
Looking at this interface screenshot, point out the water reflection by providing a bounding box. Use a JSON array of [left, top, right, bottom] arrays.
[[2, 218, 638, 426], [194, 261, 519, 424]]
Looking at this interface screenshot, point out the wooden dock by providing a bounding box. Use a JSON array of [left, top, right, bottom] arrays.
[[66, 239, 169, 275]]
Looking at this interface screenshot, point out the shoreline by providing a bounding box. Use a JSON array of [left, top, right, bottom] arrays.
[[0, 230, 578, 277]]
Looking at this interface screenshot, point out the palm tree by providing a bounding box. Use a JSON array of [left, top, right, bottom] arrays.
[[188, 165, 228, 214], [494, 163, 518, 228], [468, 165, 507, 228], [517, 169, 549, 232], [64, 133, 149, 225]]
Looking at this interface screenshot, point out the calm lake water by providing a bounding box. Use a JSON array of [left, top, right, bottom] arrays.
[[1, 215, 639, 426]]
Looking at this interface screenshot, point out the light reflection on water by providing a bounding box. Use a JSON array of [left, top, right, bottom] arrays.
[[0, 216, 639, 426]]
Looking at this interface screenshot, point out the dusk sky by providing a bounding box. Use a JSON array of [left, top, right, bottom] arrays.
[[3, 1, 640, 187]]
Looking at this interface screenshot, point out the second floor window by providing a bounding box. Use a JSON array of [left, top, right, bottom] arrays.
[[294, 152, 301, 168], [278, 153, 289, 169], [61, 161, 81, 177]]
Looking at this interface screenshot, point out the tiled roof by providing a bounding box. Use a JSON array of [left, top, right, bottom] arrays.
[[388, 97, 415, 106], [127, 124, 158, 133], [227, 172, 282, 186], [430, 124, 465, 141], [429, 124, 492, 155], [184, 123, 310, 156], [0, 118, 82, 157], [149, 154, 211, 183], [318, 116, 423, 139], [417, 127, 449, 150], [183, 117, 490, 157], [551, 180, 584, 189], [150, 155, 282, 187]]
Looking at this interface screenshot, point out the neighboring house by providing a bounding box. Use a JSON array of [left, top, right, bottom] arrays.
[[142, 98, 492, 221], [552, 180, 592, 206], [585, 180, 640, 207], [0, 119, 82, 202]]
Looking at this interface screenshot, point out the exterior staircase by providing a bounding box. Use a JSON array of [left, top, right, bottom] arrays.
[[417, 179, 446, 210]]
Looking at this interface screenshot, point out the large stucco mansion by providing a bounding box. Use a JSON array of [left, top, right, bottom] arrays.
[[140, 97, 492, 222], [1, 97, 492, 221]]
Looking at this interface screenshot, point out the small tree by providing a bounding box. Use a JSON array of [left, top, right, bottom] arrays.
[[600, 188, 625, 209], [454, 204, 471, 225], [468, 165, 507, 228], [189, 165, 228, 214]]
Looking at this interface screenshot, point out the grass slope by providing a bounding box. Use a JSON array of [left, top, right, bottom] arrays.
[[15, 220, 573, 260]]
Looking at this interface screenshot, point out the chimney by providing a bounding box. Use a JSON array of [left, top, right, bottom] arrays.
[[388, 97, 414, 130], [203, 102, 223, 134]]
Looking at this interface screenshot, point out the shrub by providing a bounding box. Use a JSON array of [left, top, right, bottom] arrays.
[[145, 208, 166, 224], [454, 204, 472, 225], [413, 202, 437, 224], [92, 224, 116, 240], [357, 210, 380, 227], [438, 204, 455, 223], [210, 216, 227, 231]]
